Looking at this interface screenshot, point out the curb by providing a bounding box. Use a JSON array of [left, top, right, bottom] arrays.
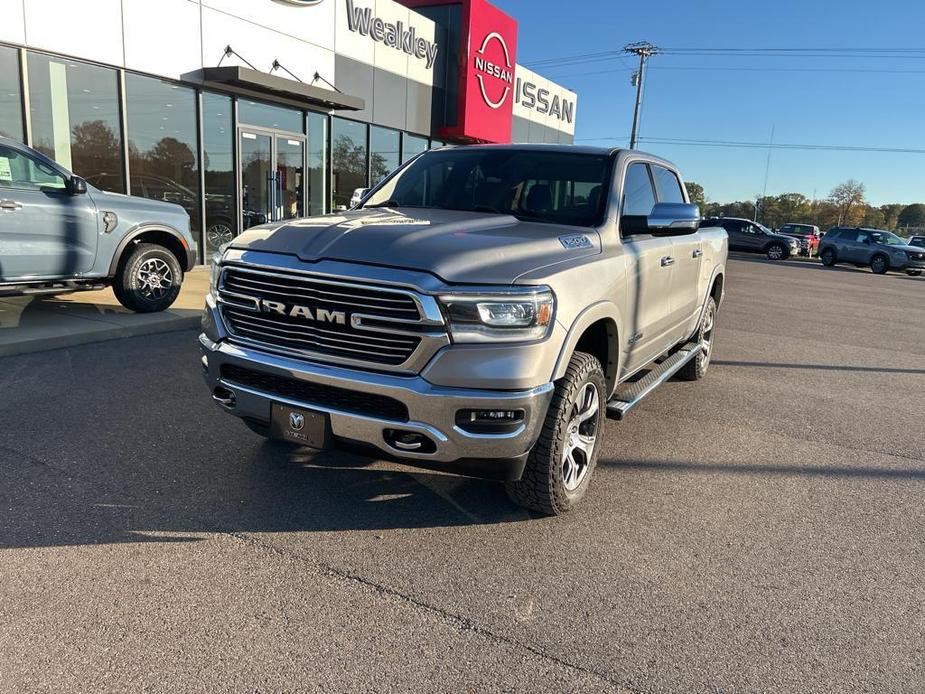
[[0, 315, 201, 358]]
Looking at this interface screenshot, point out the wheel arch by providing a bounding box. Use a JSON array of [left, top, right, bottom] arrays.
[[552, 302, 622, 397], [108, 224, 193, 276]]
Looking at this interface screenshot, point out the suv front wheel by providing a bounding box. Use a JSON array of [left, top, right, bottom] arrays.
[[506, 352, 606, 516], [113, 243, 183, 313], [766, 243, 787, 261], [870, 254, 889, 275]]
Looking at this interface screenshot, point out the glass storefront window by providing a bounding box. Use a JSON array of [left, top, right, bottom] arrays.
[[307, 111, 328, 216], [202, 92, 235, 255], [0, 47, 23, 141], [124, 73, 200, 254], [370, 126, 400, 186], [331, 117, 367, 210], [430, 139, 445, 149], [238, 99, 303, 133], [401, 133, 428, 163], [28, 52, 124, 191]]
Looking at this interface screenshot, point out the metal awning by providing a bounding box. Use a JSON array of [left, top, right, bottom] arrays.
[[195, 66, 365, 111]]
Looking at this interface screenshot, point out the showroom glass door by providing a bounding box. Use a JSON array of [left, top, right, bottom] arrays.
[[240, 130, 272, 231], [239, 129, 305, 231]]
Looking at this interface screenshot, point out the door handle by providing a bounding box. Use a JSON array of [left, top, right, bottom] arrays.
[[660, 256, 675, 267], [692, 249, 703, 258], [0, 200, 22, 211]]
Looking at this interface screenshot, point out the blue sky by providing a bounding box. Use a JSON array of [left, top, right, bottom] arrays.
[[495, 0, 925, 206]]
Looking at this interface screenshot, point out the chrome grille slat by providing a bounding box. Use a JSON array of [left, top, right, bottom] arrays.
[[224, 309, 419, 346], [230, 323, 412, 359], [218, 266, 431, 367], [223, 277, 419, 316], [223, 274, 418, 305]]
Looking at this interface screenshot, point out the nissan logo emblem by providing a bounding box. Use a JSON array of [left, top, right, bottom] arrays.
[[473, 32, 514, 110]]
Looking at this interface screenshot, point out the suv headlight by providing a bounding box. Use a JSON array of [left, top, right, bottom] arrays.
[[438, 288, 555, 343]]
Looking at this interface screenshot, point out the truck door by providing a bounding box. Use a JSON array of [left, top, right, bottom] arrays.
[[0, 143, 98, 281], [651, 165, 703, 340], [619, 163, 676, 373]]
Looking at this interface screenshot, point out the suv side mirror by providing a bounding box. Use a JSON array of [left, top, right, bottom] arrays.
[[67, 175, 87, 195], [622, 202, 701, 236]]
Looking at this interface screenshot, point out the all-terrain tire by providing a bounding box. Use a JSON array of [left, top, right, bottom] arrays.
[[113, 243, 183, 313], [677, 297, 717, 381], [505, 351, 606, 516]]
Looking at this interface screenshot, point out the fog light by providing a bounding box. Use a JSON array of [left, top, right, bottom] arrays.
[[456, 409, 525, 435]]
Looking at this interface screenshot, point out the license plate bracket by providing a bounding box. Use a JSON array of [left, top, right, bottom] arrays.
[[270, 403, 334, 449]]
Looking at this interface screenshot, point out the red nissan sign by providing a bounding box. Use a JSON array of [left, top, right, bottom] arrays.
[[399, 0, 518, 143]]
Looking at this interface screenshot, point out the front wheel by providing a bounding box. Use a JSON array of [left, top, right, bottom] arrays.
[[907, 269, 922, 277], [766, 243, 787, 261], [506, 352, 606, 516], [870, 254, 889, 275], [113, 243, 183, 313]]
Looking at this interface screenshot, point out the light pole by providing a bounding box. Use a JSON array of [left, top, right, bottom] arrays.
[[625, 42, 660, 149]]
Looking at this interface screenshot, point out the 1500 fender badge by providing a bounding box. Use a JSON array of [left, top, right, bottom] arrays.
[[559, 234, 593, 250]]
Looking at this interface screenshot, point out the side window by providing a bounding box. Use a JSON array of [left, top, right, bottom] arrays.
[[855, 231, 870, 244], [0, 145, 67, 191], [622, 163, 656, 217], [651, 165, 685, 204]]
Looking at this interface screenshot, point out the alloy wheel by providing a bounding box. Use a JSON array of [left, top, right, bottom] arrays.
[[768, 245, 784, 260], [207, 223, 234, 252], [561, 382, 600, 491], [699, 302, 716, 370], [136, 258, 173, 300]]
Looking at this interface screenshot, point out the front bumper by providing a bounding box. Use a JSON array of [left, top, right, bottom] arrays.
[[199, 334, 554, 480]]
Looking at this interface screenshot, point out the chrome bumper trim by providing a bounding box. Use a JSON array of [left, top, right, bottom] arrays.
[[200, 335, 554, 464]]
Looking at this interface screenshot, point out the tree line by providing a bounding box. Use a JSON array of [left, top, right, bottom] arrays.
[[684, 180, 925, 233]]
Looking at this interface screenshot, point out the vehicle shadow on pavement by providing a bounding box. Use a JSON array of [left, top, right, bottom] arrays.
[[712, 359, 925, 375], [0, 432, 528, 550], [599, 458, 925, 480]]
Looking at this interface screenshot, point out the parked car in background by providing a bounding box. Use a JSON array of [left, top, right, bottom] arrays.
[[907, 235, 925, 249], [701, 217, 799, 260], [777, 223, 821, 257], [819, 227, 925, 276], [0, 137, 196, 311], [350, 187, 370, 208]]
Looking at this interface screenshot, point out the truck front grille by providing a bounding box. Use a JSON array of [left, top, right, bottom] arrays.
[[220, 364, 409, 421], [218, 267, 425, 367]]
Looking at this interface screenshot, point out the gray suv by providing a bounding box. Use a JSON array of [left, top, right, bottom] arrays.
[[819, 227, 925, 276], [701, 217, 799, 260], [0, 137, 197, 311]]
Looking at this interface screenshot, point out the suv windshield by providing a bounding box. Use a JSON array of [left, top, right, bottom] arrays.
[[362, 148, 612, 227]]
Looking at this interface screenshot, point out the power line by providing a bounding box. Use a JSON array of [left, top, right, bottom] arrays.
[[573, 135, 925, 155], [542, 65, 925, 81]]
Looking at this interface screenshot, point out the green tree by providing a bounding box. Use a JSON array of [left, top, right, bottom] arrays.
[[829, 180, 866, 226], [879, 204, 904, 231], [862, 207, 886, 229], [684, 181, 706, 208], [898, 203, 925, 229]]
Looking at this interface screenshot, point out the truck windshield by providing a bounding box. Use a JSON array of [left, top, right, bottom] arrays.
[[363, 148, 611, 227]]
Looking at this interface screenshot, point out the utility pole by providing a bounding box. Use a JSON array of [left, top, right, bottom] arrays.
[[625, 41, 660, 149]]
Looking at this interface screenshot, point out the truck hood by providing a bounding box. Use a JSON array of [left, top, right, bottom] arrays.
[[227, 208, 601, 284]]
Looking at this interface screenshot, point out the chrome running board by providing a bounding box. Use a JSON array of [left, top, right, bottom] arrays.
[[606, 342, 702, 421]]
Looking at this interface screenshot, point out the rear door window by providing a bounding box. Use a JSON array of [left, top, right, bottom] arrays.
[[651, 165, 685, 204]]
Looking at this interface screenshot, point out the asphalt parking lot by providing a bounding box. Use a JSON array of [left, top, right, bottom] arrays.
[[1, 256, 922, 693]]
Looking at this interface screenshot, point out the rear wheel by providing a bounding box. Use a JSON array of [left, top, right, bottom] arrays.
[[820, 247, 836, 266], [870, 254, 889, 275], [678, 297, 717, 381], [113, 243, 183, 313], [766, 243, 786, 261], [506, 352, 605, 516]]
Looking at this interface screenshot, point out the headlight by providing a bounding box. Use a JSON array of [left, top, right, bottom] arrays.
[[438, 288, 555, 343], [209, 243, 230, 294]]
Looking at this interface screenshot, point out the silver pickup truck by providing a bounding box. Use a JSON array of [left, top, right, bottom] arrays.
[[201, 145, 728, 514]]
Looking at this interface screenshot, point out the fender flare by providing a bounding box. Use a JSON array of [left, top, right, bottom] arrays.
[[692, 264, 726, 334], [551, 301, 624, 394], [108, 223, 191, 276]]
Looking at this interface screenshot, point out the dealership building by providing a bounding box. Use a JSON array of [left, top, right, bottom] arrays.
[[0, 0, 577, 261]]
